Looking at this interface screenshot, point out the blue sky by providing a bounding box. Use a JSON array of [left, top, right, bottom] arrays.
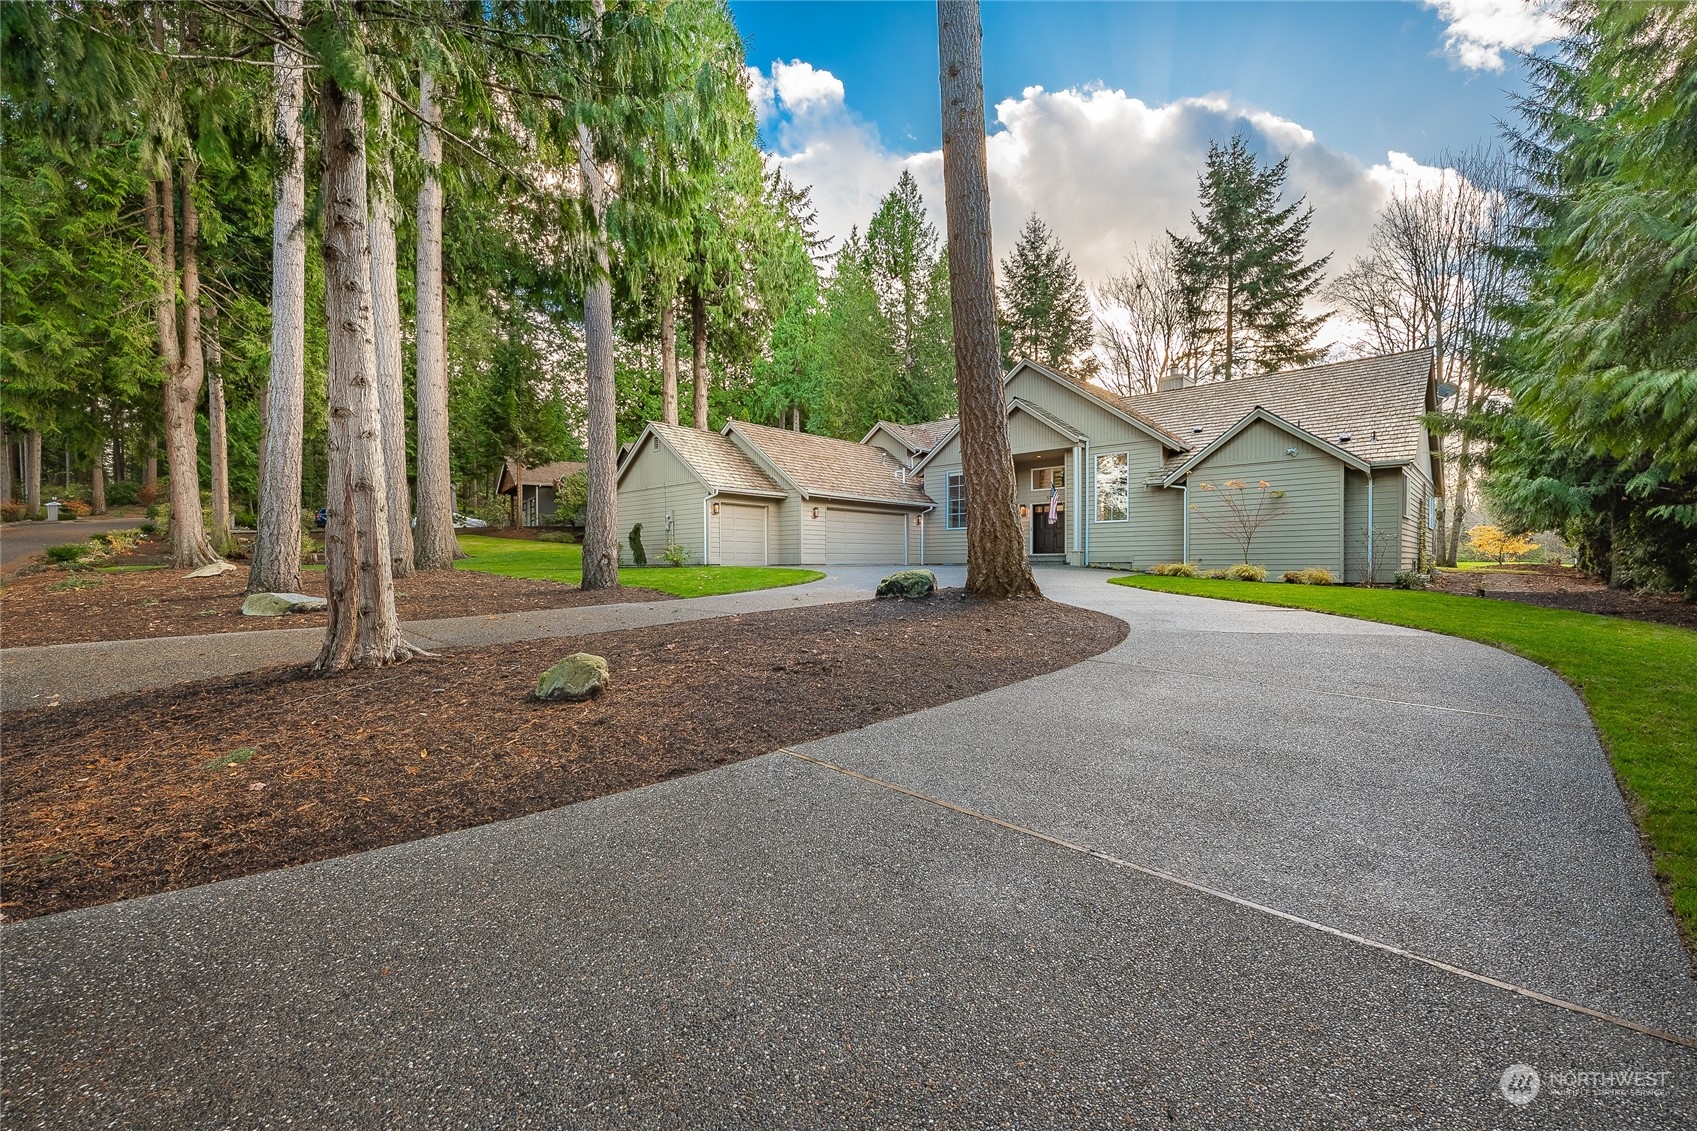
[[731, 1, 1530, 170], [728, 0, 1561, 313]]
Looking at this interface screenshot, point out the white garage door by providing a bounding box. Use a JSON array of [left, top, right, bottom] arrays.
[[716, 504, 767, 565], [826, 508, 908, 565]]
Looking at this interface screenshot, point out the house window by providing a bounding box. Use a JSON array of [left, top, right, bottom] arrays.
[[1031, 466, 1065, 491], [1095, 453, 1129, 522], [945, 472, 968, 530]]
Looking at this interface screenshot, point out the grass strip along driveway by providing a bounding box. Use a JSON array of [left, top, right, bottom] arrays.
[[455, 534, 823, 598], [1112, 574, 1697, 958]]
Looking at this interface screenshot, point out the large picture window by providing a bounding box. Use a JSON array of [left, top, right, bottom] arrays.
[[1095, 453, 1129, 522], [945, 471, 968, 529]]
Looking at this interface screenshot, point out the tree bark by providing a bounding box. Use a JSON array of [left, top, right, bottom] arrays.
[[412, 68, 461, 570], [369, 100, 415, 578], [315, 77, 422, 671], [149, 165, 219, 568], [250, 0, 307, 595], [578, 119, 619, 588], [690, 286, 709, 430], [937, 0, 1039, 599], [90, 457, 106, 515], [660, 297, 679, 426], [1, 434, 14, 504], [206, 308, 232, 548], [26, 430, 42, 514], [142, 442, 158, 490]]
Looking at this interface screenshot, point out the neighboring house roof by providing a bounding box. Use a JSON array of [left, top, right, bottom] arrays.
[[1157, 406, 1372, 486], [621, 421, 787, 498], [1125, 349, 1435, 470], [727, 420, 934, 508], [498, 458, 586, 495], [862, 417, 957, 456]]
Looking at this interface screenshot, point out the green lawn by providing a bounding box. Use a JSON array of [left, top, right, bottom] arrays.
[[453, 534, 824, 598], [1111, 573, 1697, 953]]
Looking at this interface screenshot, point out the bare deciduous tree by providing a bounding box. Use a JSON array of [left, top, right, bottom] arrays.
[[938, 0, 1039, 599], [1095, 240, 1193, 396], [1326, 146, 1516, 565]]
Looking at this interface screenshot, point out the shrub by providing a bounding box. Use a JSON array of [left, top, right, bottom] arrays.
[[105, 480, 141, 506], [660, 541, 693, 568], [1281, 567, 1335, 585], [61, 498, 91, 518], [234, 508, 258, 529], [1224, 563, 1268, 582], [45, 543, 91, 564], [1149, 562, 1199, 577], [135, 483, 161, 507], [1202, 568, 1230, 580], [91, 528, 140, 552], [629, 522, 647, 567], [0, 501, 24, 522], [146, 500, 169, 522], [1394, 569, 1430, 590], [138, 520, 157, 534]]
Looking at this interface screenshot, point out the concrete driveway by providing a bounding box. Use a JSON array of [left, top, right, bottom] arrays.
[[4, 569, 1692, 1127], [0, 516, 141, 567]]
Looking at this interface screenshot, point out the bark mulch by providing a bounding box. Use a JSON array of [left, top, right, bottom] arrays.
[[0, 562, 670, 648], [0, 592, 1127, 921], [1429, 563, 1697, 631]]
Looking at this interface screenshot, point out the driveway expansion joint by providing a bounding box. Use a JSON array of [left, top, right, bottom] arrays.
[[779, 746, 1697, 1053]]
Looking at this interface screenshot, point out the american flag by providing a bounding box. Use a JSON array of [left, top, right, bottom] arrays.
[[1047, 484, 1059, 524]]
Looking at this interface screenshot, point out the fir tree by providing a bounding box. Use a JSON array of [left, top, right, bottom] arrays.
[[997, 213, 1097, 376], [1170, 134, 1330, 380]]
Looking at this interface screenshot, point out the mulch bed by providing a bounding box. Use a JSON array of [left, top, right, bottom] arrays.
[[0, 593, 1127, 921], [1429, 563, 1697, 631], [0, 562, 669, 648]]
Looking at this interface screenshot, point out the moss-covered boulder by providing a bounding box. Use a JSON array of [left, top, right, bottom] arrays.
[[535, 652, 610, 702], [876, 569, 938, 599], [241, 591, 328, 616]]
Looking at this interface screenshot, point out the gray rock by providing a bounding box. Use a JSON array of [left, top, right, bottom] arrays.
[[535, 653, 610, 702], [185, 560, 237, 578], [875, 569, 938, 599], [241, 592, 328, 617]]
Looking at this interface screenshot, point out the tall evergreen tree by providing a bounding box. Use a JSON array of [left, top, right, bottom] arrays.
[[1170, 133, 1330, 381], [997, 213, 1096, 377], [864, 171, 956, 417]]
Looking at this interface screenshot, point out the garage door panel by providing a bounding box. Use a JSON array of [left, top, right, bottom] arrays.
[[826, 508, 907, 565], [717, 504, 767, 566]]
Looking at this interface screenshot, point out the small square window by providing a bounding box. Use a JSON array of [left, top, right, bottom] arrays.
[[1031, 466, 1065, 491]]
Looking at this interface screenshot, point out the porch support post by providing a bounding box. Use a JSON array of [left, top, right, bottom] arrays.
[[1071, 442, 1084, 557]]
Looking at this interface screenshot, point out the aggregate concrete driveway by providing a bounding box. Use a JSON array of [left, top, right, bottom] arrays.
[[4, 568, 1693, 1127]]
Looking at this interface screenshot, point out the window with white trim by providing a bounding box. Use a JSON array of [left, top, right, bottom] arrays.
[[945, 472, 968, 529], [1031, 466, 1065, 491], [1095, 453, 1129, 522]]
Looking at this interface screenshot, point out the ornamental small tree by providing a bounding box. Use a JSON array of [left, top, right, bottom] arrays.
[[1468, 524, 1537, 565], [1190, 479, 1288, 564]]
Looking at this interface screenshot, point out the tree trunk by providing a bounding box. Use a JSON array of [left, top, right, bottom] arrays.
[[937, 0, 1039, 599], [690, 287, 709, 431], [661, 297, 679, 426], [148, 166, 219, 568], [0, 434, 13, 504], [112, 428, 125, 485], [143, 443, 158, 490], [250, 0, 307, 595], [578, 111, 620, 590], [413, 69, 460, 570], [90, 457, 106, 515], [369, 103, 415, 578], [315, 77, 421, 671], [26, 430, 42, 514], [208, 372, 231, 546]]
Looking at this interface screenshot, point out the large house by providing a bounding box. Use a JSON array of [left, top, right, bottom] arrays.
[[614, 349, 1440, 581]]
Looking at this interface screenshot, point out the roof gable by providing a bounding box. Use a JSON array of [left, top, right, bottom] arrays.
[[1160, 407, 1371, 486], [860, 418, 956, 456], [1006, 359, 1192, 451], [618, 422, 786, 498]]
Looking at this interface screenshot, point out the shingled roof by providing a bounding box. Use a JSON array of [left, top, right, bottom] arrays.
[[874, 418, 956, 455], [635, 422, 786, 497], [728, 420, 934, 507], [1124, 349, 1435, 468], [497, 458, 586, 495]]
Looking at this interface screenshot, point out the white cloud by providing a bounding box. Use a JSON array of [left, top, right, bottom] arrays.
[[1424, 0, 1563, 72]]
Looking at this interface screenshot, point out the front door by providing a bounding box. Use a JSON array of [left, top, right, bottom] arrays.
[[1032, 501, 1064, 554]]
